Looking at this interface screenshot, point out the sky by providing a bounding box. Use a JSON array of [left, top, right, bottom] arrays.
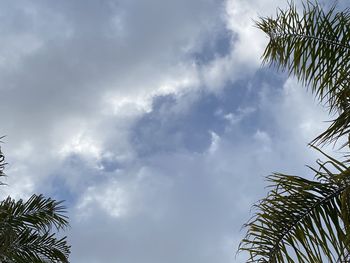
[[0, 0, 337, 262]]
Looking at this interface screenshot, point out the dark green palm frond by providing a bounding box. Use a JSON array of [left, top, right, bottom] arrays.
[[1, 230, 70, 263], [0, 195, 70, 262], [0, 194, 69, 232], [240, 147, 350, 262], [256, 1, 350, 145]]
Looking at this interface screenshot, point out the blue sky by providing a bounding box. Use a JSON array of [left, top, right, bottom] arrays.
[[0, 0, 335, 262]]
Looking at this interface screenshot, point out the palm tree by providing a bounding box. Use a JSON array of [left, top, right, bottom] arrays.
[[240, 2, 350, 262], [0, 146, 70, 262]]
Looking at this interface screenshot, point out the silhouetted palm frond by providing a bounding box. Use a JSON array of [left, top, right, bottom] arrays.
[[0, 195, 70, 262], [0, 144, 70, 262], [240, 147, 350, 262], [256, 1, 350, 145]]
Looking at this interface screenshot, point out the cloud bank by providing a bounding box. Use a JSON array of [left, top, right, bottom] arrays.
[[0, 0, 332, 262]]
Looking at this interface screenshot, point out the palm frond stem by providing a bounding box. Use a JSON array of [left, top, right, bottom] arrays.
[[269, 183, 347, 260], [270, 32, 350, 50]]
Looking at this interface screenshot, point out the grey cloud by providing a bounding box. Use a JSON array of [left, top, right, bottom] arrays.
[[0, 0, 224, 150], [0, 1, 334, 263], [60, 74, 328, 263], [0, 0, 226, 201], [129, 69, 283, 157]]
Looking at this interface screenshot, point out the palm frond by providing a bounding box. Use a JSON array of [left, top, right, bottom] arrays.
[[0, 139, 70, 262], [0, 229, 70, 263], [0, 194, 69, 232], [240, 147, 350, 262], [0, 140, 7, 181], [0, 195, 70, 262], [256, 1, 350, 146]]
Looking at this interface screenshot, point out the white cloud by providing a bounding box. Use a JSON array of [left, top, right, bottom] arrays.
[[59, 133, 101, 159], [219, 106, 256, 126], [208, 131, 221, 154], [77, 181, 128, 219], [253, 129, 272, 153]]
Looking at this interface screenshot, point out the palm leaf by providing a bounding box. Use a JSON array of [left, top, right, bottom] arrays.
[[0, 142, 7, 181], [0, 195, 70, 262], [256, 1, 350, 146], [1, 230, 70, 263], [0, 140, 70, 262], [0, 194, 69, 232], [239, 147, 350, 262]]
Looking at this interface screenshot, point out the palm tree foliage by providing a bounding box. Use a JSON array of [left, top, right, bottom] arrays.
[[256, 1, 350, 146], [0, 147, 70, 262], [240, 148, 350, 262], [240, 1, 350, 262]]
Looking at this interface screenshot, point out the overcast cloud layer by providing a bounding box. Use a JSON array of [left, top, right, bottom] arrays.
[[0, 1, 334, 262]]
